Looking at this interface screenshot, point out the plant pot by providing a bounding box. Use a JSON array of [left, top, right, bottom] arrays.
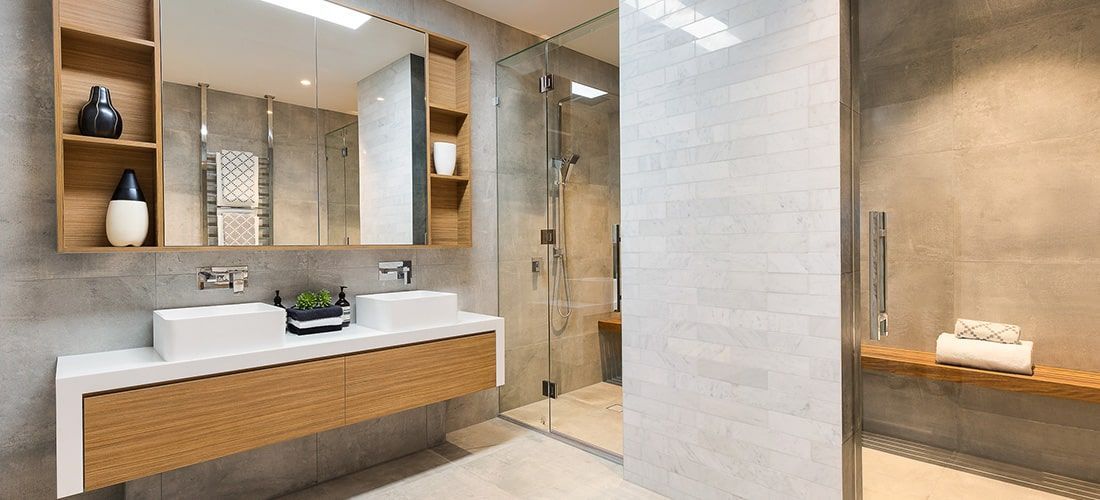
[[78, 85, 123, 139], [105, 169, 147, 247], [432, 141, 457, 176], [286, 305, 344, 335]]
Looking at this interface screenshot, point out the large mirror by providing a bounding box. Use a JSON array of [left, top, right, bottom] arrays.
[[160, 0, 428, 246]]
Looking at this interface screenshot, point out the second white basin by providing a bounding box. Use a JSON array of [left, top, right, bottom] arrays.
[[153, 302, 286, 361], [357, 290, 458, 332]]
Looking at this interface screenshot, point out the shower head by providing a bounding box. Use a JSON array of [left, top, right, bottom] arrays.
[[558, 153, 581, 183]]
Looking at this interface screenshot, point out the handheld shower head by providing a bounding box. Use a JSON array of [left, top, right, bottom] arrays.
[[558, 153, 581, 183]]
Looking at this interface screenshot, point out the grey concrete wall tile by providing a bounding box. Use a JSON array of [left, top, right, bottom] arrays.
[[159, 434, 317, 499], [500, 343, 550, 412], [0, 276, 155, 451], [426, 402, 447, 447], [956, 407, 1100, 483], [317, 408, 427, 481], [123, 475, 161, 500], [154, 269, 311, 310], [955, 261, 1100, 371], [445, 388, 501, 433]]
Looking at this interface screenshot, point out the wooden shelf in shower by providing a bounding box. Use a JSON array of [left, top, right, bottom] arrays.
[[861, 345, 1100, 404]]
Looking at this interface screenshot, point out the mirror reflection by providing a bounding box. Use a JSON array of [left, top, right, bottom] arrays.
[[161, 0, 428, 246]]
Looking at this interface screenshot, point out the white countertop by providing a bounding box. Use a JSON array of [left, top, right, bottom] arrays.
[[55, 311, 505, 498]]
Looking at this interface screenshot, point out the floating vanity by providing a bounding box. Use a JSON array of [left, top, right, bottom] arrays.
[[55, 307, 504, 497]]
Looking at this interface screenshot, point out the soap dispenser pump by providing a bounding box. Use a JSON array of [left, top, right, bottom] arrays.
[[336, 286, 352, 327]]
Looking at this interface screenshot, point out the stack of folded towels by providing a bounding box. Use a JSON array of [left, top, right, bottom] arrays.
[[935, 318, 1033, 375], [286, 305, 344, 335]]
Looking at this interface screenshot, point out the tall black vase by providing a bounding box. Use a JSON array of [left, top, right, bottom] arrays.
[[78, 85, 123, 139]]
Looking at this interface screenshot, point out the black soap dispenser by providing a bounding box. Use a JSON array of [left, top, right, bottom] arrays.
[[336, 286, 352, 327], [274, 290, 285, 309]]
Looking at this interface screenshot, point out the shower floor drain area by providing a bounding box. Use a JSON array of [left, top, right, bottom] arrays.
[[606, 404, 623, 413]]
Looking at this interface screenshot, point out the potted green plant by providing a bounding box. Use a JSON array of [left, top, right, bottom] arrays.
[[286, 289, 344, 335]]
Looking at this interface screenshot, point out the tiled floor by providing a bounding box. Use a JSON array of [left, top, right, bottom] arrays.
[[501, 382, 624, 455], [862, 448, 1071, 500], [281, 413, 1068, 499], [279, 418, 659, 499]]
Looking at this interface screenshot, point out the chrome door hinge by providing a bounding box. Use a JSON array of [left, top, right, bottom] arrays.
[[539, 74, 554, 93], [493, 96, 501, 106], [542, 380, 557, 399], [540, 229, 556, 245]]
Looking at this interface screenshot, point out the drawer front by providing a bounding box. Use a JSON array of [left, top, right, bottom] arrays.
[[83, 357, 344, 490], [345, 332, 496, 423]]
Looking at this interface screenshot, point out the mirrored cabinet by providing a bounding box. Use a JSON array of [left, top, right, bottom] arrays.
[[52, 0, 472, 252]]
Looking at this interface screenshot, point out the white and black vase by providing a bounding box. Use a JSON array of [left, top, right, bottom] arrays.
[[105, 169, 148, 247], [78, 85, 123, 139]]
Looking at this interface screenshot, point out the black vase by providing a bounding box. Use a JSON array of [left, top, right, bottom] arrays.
[[78, 86, 123, 139]]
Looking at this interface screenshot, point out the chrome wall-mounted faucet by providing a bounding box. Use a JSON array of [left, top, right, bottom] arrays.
[[379, 260, 412, 285], [198, 266, 248, 294]]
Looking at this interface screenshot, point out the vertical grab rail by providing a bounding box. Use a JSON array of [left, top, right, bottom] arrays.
[[869, 211, 888, 340], [612, 224, 621, 312]]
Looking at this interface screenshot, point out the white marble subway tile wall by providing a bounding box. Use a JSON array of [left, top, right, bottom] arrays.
[[618, 0, 846, 498]]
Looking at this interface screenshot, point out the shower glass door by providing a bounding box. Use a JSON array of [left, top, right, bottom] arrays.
[[543, 11, 622, 455], [496, 10, 622, 456], [496, 38, 552, 432]]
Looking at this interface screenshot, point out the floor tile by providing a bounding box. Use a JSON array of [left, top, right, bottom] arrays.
[[502, 382, 624, 454], [279, 419, 661, 500]]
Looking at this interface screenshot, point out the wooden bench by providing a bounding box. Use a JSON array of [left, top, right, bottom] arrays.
[[861, 344, 1100, 404], [597, 314, 621, 334]]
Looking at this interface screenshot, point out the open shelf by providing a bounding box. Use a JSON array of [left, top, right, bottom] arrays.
[[429, 112, 470, 178], [428, 104, 468, 120], [428, 180, 471, 247], [426, 33, 472, 247], [54, 0, 161, 252], [430, 173, 470, 182], [58, 0, 154, 43], [61, 141, 158, 249], [62, 133, 156, 151], [58, 29, 156, 143], [60, 24, 155, 52]]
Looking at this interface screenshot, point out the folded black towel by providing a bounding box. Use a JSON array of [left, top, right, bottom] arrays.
[[286, 305, 342, 322], [287, 323, 343, 336]]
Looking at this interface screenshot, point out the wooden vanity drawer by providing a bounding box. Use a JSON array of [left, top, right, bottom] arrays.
[[345, 332, 496, 423], [83, 357, 345, 490]]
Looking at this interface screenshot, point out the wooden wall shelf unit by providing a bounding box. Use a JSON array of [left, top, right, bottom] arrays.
[[862, 344, 1100, 404], [53, 0, 162, 252], [426, 34, 472, 247]]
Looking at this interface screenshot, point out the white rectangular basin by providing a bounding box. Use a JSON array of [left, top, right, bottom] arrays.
[[153, 302, 286, 361], [356, 290, 458, 332]]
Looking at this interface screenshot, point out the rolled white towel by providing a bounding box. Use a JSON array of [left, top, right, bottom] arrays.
[[954, 318, 1021, 344], [935, 333, 1033, 375], [288, 316, 344, 329]]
